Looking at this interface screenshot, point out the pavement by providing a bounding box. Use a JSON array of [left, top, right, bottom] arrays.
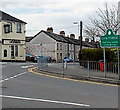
[[35, 62, 120, 85]]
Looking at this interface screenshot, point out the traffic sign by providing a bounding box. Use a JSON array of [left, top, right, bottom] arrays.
[[100, 29, 120, 47]]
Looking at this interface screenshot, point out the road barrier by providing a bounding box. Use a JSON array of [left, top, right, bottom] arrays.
[[37, 60, 119, 80]]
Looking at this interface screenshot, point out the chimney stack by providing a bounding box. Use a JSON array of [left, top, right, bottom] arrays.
[[60, 31, 65, 36], [70, 34, 75, 39], [78, 36, 81, 40], [85, 38, 89, 42], [47, 27, 53, 33]]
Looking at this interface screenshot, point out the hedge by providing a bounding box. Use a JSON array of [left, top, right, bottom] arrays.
[[81, 48, 116, 62]]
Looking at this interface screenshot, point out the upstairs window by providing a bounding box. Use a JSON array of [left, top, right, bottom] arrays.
[[57, 43, 59, 50], [9, 23, 12, 32], [4, 24, 10, 33], [60, 43, 62, 50], [17, 23, 21, 33]]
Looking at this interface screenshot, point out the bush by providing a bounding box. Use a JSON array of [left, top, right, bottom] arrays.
[[81, 48, 116, 62]]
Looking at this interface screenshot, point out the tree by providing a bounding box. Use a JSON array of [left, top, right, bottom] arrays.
[[84, 3, 120, 42]]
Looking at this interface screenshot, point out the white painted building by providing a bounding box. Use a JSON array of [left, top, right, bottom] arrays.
[[0, 11, 27, 61]]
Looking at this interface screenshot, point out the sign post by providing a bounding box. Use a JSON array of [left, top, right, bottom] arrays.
[[118, 47, 120, 80], [103, 48, 106, 77], [100, 29, 120, 79]]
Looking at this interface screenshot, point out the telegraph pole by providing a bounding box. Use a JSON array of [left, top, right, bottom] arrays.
[[79, 21, 83, 65]]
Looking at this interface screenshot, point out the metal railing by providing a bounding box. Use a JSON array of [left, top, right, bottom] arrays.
[[37, 59, 119, 80]]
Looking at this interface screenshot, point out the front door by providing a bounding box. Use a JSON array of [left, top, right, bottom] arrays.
[[11, 45, 14, 59]]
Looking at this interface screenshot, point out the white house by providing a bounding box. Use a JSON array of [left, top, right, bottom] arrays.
[[26, 27, 95, 62], [0, 11, 27, 61]]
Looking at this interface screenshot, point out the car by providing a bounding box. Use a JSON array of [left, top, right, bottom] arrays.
[[63, 57, 74, 62], [47, 56, 56, 63]]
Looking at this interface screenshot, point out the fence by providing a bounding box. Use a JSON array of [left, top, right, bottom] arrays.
[[37, 56, 48, 69], [37, 59, 119, 80]]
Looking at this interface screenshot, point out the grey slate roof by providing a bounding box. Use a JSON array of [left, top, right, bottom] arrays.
[[26, 36, 34, 42], [32, 30, 95, 48], [0, 10, 27, 24]]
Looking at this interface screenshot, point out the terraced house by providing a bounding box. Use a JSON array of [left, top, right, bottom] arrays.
[[26, 27, 95, 62], [0, 11, 27, 61]]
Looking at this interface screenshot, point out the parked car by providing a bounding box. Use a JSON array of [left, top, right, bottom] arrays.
[[32, 56, 56, 63], [63, 57, 74, 62], [26, 54, 34, 62], [47, 56, 56, 63]]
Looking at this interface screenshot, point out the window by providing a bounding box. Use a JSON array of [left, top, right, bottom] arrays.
[[57, 43, 59, 50], [9, 23, 12, 32], [60, 43, 62, 50], [65, 45, 67, 51], [4, 24, 10, 33], [17, 23, 21, 33], [4, 49, 7, 57], [60, 53, 62, 60], [15, 45, 18, 57]]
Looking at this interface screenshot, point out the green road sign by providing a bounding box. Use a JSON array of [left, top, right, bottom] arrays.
[[100, 29, 120, 47]]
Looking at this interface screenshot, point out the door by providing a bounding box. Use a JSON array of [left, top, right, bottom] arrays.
[[11, 45, 14, 59]]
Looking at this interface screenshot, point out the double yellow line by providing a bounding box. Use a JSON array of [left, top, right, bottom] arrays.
[[28, 67, 120, 87]]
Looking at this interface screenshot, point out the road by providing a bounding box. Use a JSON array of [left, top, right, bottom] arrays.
[[0, 62, 119, 108]]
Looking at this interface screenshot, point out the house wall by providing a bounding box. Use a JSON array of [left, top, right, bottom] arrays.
[[55, 42, 67, 62], [0, 22, 2, 40], [0, 22, 2, 60], [1, 45, 26, 61], [27, 32, 56, 58], [1, 20, 26, 61], [2, 21, 26, 40]]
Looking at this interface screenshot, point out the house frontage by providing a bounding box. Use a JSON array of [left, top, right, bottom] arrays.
[[26, 27, 94, 62], [0, 11, 27, 61]]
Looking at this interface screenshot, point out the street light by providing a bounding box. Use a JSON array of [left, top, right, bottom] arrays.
[[73, 21, 83, 65], [73, 22, 79, 35]]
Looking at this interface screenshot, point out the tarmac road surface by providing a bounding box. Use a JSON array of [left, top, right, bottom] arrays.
[[1, 62, 119, 108]]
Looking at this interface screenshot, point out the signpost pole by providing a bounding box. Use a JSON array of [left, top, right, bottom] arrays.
[[118, 47, 120, 80], [103, 48, 106, 77]]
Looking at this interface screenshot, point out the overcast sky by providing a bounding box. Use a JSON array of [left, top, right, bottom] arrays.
[[0, 0, 119, 39]]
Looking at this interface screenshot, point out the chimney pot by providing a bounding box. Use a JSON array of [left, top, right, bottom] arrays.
[[70, 34, 75, 39], [60, 31, 65, 36], [85, 38, 89, 42], [47, 27, 53, 33]]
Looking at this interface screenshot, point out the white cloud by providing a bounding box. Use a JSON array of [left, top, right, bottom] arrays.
[[0, 0, 119, 38]]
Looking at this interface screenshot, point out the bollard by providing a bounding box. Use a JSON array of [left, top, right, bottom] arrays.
[[64, 61, 67, 69], [87, 61, 90, 77], [62, 60, 64, 75]]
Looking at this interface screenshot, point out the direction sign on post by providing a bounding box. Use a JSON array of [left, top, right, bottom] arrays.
[[100, 29, 120, 47], [100, 29, 120, 80]]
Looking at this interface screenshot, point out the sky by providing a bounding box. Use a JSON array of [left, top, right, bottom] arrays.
[[0, 0, 119, 40]]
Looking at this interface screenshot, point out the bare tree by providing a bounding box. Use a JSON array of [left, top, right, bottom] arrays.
[[84, 3, 120, 42]]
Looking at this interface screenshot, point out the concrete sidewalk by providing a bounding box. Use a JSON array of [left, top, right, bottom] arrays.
[[36, 62, 120, 85]]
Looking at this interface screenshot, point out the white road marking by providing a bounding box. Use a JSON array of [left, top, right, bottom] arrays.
[[0, 95, 90, 107], [0, 72, 27, 83], [21, 65, 34, 69], [0, 62, 7, 65], [0, 66, 6, 68]]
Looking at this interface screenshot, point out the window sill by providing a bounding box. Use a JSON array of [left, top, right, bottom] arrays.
[[16, 32, 22, 33]]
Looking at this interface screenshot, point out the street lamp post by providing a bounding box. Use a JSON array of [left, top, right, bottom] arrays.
[[73, 21, 83, 65]]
